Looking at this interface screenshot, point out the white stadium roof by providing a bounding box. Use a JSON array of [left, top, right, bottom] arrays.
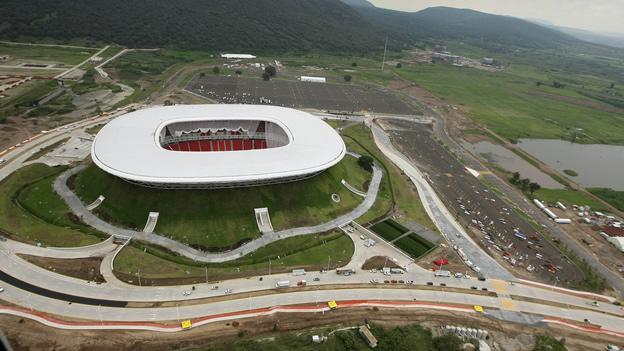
[[92, 104, 346, 187]]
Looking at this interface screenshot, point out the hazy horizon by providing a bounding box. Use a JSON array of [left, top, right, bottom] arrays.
[[369, 0, 624, 36]]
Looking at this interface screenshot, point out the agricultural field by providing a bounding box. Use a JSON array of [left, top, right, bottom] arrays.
[[0, 164, 103, 247], [393, 63, 624, 145], [72, 155, 370, 251], [114, 231, 353, 284]]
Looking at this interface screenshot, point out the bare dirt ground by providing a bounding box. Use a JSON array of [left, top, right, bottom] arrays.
[[416, 245, 467, 274], [0, 307, 619, 351], [361, 256, 402, 270], [0, 115, 71, 151], [18, 254, 105, 283]]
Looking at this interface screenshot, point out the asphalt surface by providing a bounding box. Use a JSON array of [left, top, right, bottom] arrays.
[[0, 270, 126, 307], [383, 119, 583, 286], [187, 76, 416, 115]]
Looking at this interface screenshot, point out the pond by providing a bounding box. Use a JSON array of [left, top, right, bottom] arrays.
[[464, 141, 563, 189], [518, 139, 624, 190]]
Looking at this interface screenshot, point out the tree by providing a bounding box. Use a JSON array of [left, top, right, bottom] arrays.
[[235, 70, 242, 75], [357, 155, 373, 172], [432, 335, 462, 351], [610, 82, 615, 89], [199, 72, 206, 77], [529, 182, 541, 194], [344, 74, 352, 82], [164, 100, 174, 106], [520, 178, 530, 191], [351, 62, 357, 67], [510, 172, 520, 184], [212, 66, 220, 74], [396, 62, 402, 68], [262, 72, 270, 81], [264, 65, 276, 77]]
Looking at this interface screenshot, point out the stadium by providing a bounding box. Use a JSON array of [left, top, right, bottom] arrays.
[[91, 104, 346, 188]]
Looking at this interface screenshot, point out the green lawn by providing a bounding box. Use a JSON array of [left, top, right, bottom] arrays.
[[0, 164, 102, 246], [0, 42, 98, 66], [371, 219, 409, 242], [533, 189, 608, 211], [394, 234, 435, 259], [588, 188, 624, 211], [114, 231, 353, 282], [72, 156, 370, 251], [342, 124, 436, 230], [532, 336, 567, 351], [394, 64, 624, 145], [0, 80, 58, 122]]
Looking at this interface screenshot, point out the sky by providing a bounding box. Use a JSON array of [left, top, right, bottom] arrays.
[[369, 0, 624, 35]]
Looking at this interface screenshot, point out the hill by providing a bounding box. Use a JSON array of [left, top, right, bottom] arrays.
[[0, 0, 388, 53], [352, 6, 580, 51], [340, 0, 376, 8]]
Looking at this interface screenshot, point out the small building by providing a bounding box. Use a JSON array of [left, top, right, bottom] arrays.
[[300, 76, 326, 83], [221, 53, 256, 59], [358, 325, 378, 348]]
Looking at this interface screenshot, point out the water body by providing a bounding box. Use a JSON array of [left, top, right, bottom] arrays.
[[518, 139, 624, 190], [464, 141, 563, 189]]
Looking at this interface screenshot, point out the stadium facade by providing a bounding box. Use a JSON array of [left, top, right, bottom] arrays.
[[91, 104, 346, 189]]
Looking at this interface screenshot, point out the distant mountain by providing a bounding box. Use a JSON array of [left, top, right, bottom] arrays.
[[540, 25, 624, 48], [0, 1, 586, 53], [0, 0, 388, 53], [340, 0, 375, 8], [352, 6, 579, 51]]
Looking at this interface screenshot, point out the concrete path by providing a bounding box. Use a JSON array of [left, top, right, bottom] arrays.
[[54, 164, 383, 263], [369, 120, 513, 280], [0, 237, 117, 259]]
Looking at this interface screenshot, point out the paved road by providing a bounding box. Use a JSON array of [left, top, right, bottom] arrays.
[[53, 164, 383, 263], [369, 119, 513, 280]]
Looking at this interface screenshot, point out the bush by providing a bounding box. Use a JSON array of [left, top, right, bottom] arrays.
[[396, 62, 402, 68], [235, 70, 242, 75], [433, 335, 462, 351], [264, 65, 276, 77], [212, 66, 220, 74], [262, 72, 270, 81], [351, 62, 357, 67], [344, 74, 352, 82], [357, 155, 373, 171]]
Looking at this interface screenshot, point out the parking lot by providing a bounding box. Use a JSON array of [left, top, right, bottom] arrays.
[[187, 76, 417, 115], [382, 119, 583, 286]]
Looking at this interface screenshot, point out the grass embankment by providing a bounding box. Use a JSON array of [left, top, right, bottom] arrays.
[[114, 231, 353, 284], [25, 137, 70, 162], [394, 234, 435, 259], [370, 219, 409, 241], [533, 335, 568, 351], [73, 156, 370, 251], [0, 164, 103, 246], [85, 124, 105, 135], [394, 64, 624, 145], [186, 323, 462, 351], [341, 124, 437, 230], [588, 188, 624, 212]]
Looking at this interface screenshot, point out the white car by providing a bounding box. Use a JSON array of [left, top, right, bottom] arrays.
[[0, 287, 4, 292]]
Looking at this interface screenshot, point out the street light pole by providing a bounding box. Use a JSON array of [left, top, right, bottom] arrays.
[[205, 266, 208, 284], [269, 258, 272, 276], [138, 268, 142, 287]]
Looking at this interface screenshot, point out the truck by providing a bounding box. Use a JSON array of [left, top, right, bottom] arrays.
[[275, 280, 290, 288], [434, 270, 451, 277]]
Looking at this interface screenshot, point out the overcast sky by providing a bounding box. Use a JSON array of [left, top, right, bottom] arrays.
[[369, 0, 624, 35]]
